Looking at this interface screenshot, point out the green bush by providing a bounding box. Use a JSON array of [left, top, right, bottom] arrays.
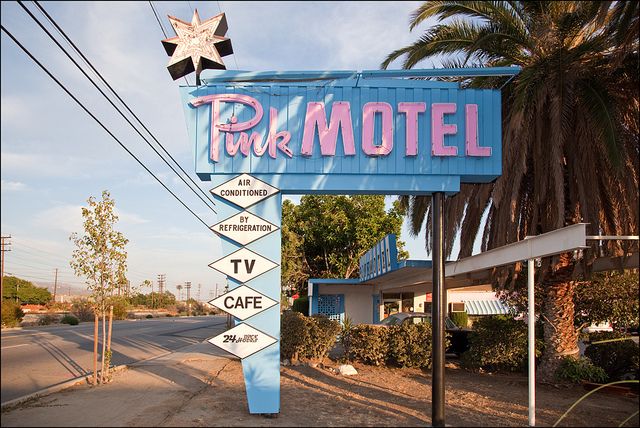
[[349, 325, 389, 366], [450, 311, 469, 328], [38, 314, 57, 326], [110, 297, 130, 320], [461, 315, 543, 372], [60, 314, 79, 325], [71, 299, 94, 322], [388, 323, 433, 368], [291, 296, 309, 316], [585, 331, 639, 381], [1, 300, 24, 327], [556, 356, 607, 383], [280, 311, 340, 361]]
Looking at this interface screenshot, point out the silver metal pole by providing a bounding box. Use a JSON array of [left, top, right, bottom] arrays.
[[528, 258, 535, 426]]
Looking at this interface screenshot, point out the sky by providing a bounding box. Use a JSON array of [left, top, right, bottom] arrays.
[[1, 1, 442, 301]]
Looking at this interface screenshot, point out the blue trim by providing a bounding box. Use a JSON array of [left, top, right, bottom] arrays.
[[310, 283, 319, 315], [398, 260, 434, 269], [361, 67, 522, 79], [308, 278, 361, 284], [372, 294, 380, 324]]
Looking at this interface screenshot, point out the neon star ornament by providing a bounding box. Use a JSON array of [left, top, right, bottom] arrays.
[[161, 9, 233, 85]]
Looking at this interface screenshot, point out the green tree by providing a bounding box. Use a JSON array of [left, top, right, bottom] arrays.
[[282, 195, 408, 294], [574, 270, 639, 331], [70, 190, 129, 384], [2, 276, 52, 304], [383, 1, 639, 380]]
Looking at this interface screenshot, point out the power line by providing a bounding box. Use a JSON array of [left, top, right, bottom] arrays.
[[1, 24, 211, 230], [148, 1, 191, 86], [24, 1, 216, 213]]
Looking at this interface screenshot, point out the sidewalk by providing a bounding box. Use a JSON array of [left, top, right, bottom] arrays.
[[2, 341, 638, 427]]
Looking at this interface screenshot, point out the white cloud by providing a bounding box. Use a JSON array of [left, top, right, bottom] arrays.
[[1, 180, 27, 191], [114, 208, 148, 225], [33, 205, 85, 234]]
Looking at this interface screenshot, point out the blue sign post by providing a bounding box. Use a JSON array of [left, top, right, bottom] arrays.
[[181, 68, 517, 417]]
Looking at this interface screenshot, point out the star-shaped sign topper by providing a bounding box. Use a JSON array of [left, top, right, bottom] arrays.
[[161, 9, 233, 84]]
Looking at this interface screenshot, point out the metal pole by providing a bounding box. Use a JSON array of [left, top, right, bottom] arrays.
[[528, 258, 536, 426], [432, 192, 445, 427]]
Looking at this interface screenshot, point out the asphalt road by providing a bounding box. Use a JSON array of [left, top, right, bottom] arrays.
[[0, 315, 228, 403]]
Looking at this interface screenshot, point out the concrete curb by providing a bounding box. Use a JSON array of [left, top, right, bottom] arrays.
[[0, 365, 128, 411]]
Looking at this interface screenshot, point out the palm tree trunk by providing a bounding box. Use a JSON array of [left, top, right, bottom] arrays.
[[538, 253, 580, 382]]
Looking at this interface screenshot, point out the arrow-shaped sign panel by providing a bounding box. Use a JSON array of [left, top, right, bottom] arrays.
[[208, 323, 277, 359], [209, 247, 278, 283], [211, 173, 279, 209], [210, 211, 279, 246], [208, 285, 278, 320]]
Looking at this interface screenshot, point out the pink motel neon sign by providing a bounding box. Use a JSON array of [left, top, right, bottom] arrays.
[[190, 94, 491, 163]]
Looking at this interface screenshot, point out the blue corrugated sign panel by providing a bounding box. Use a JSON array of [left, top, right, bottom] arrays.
[[180, 70, 502, 195]]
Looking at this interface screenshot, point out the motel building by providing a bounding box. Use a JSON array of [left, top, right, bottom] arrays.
[[308, 234, 509, 325]]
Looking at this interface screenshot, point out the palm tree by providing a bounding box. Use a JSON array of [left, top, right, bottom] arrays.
[[176, 284, 183, 302], [382, 1, 638, 379]]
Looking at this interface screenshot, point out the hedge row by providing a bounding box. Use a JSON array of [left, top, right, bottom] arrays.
[[347, 323, 439, 368], [280, 311, 340, 361]]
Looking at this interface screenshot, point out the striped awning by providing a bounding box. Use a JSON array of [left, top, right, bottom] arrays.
[[464, 300, 510, 315]]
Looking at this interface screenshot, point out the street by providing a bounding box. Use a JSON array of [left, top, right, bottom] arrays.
[[0, 315, 228, 403]]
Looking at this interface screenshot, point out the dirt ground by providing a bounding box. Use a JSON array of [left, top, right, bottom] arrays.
[[3, 347, 638, 427], [168, 361, 639, 427]]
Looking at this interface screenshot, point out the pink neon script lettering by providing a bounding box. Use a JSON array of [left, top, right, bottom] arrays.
[[398, 102, 426, 156], [431, 103, 458, 156], [191, 94, 263, 162], [362, 102, 394, 156], [465, 104, 490, 156], [301, 102, 356, 156]]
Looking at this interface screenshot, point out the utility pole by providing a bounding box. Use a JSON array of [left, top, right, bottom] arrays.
[[1, 235, 11, 301], [185, 282, 192, 316], [215, 283, 219, 298], [53, 268, 58, 303], [157, 274, 166, 307]]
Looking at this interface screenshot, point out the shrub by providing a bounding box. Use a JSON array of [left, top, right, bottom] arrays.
[[556, 356, 607, 384], [110, 297, 130, 320], [281, 310, 309, 360], [38, 314, 58, 326], [304, 315, 340, 360], [388, 323, 433, 368], [461, 315, 543, 372], [585, 331, 639, 381], [450, 311, 469, 328], [280, 311, 340, 361], [1, 300, 25, 327], [291, 296, 309, 316], [339, 315, 354, 360], [71, 299, 95, 322], [146, 314, 154, 319], [60, 314, 79, 325], [349, 325, 389, 366]]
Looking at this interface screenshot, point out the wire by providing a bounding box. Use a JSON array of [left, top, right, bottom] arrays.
[[27, 1, 213, 211], [148, 0, 190, 86], [216, 0, 239, 70], [1, 24, 211, 230]]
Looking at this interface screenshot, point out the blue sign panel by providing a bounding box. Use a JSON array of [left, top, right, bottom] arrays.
[[359, 234, 399, 281], [181, 70, 502, 195]]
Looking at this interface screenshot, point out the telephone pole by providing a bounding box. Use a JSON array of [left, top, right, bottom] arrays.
[[157, 274, 166, 307], [53, 268, 58, 303], [1, 235, 12, 301], [185, 282, 192, 316]]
